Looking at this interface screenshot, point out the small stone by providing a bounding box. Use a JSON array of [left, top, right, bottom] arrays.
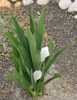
[[36, 0, 49, 5], [10, 0, 18, 2], [0, 0, 11, 8], [59, 0, 73, 10], [74, 14, 77, 19], [22, 0, 33, 6], [14, 1, 21, 7], [68, 2, 77, 13]]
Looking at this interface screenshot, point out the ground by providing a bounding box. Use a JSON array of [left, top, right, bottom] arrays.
[[0, 0, 77, 100]]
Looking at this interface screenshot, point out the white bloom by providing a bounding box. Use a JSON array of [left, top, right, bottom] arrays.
[[36, 0, 49, 5], [41, 46, 49, 62], [22, 0, 33, 6], [68, 2, 77, 13], [33, 70, 42, 81], [59, 0, 72, 10]]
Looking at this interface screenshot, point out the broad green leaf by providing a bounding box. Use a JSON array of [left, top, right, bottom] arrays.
[[41, 25, 46, 48], [45, 43, 73, 73], [11, 54, 19, 72], [16, 71, 30, 88], [7, 31, 21, 49], [18, 46, 33, 71], [53, 43, 73, 62], [44, 73, 61, 85], [45, 35, 54, 70], [12, 16, 29, 50], [35, 7, 45, 50], [36, 82, 44, 93], [31, 70, 36, 90], [40, 62, 45, 82], [25, 26, 41, 70], [19, 57, 31, 84], [16, 71, 34, 95], [48, 35, 54, 59], [30, 7, 36, 34], [6, 71, 21, 85], [12, 45, 20, 58]]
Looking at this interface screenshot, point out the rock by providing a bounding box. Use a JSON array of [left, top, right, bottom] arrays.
[[22, 0, 33, 6], [10, 0, 18, 2], [68, 2, 77, 13], [14, 1, 21, 7], [59, 0, 73, 10], [74, 14, 77, 19], [0, 0, 11, 8], [4, 1, 11, 8], [36, 0, 49, 5]]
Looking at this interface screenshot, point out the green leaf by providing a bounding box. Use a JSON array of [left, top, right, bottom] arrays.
[[6, 71, 21, 85], [16, 71, 30, 88], [31, 70, 36, 90], [11, 54, 19, 72], [7, 31, 20, 48], [53, 43, 73, 62], [45, 43, 73, 73], [18, 46, 33, 71], [40, 62, 45, 82], [12, 45, 20, 58], [44, 73, 61, 85], [36, 82, 43, 93], [30, 7, 36, 34], [19, 57, 31, 84], [12, 16, 29, 50], [25, 26, 41, 70], [48, 35, 54, 59], [35, 7, 45, 50], [45, 35, 54, 70], [16, 71, 33, 95]]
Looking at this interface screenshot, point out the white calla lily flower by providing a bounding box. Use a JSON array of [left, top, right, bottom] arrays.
[[36, 0, 49, 5], [22, 0, 33, 6], [41, 46, 49, 62], [33, 70, 42, 81]]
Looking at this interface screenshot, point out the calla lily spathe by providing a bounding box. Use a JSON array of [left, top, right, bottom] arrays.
[[22, 0, 33, 5], [33, 70, 42, 81], [41, 46, 49, 62]]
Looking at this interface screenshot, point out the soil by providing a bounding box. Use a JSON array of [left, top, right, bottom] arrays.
[[0, 0, 77, 100]]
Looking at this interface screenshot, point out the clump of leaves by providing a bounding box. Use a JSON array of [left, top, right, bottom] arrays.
[[6, 7, 72, 98]]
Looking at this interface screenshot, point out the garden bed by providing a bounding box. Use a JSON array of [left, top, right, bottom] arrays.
[[0, 0, 77, 100]]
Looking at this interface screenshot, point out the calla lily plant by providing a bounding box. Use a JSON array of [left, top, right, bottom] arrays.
[[6, 7, 72, 98]]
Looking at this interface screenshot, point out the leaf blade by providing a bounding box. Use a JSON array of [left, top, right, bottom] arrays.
[[44, 73, 61, 85]]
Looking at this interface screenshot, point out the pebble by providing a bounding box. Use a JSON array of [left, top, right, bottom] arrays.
[[14, 1, 21, 7], [22, 0, 33, 6], [36, 0, 49, 5], [68, 2, 77, 12], [10, 0, 18, 2], [58, 0, 73, 10], [74, 14, 77, 19], [0, 0, 11, 8]]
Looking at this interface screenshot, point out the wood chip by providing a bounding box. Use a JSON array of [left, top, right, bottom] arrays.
[[0, 89, 12, 94]]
